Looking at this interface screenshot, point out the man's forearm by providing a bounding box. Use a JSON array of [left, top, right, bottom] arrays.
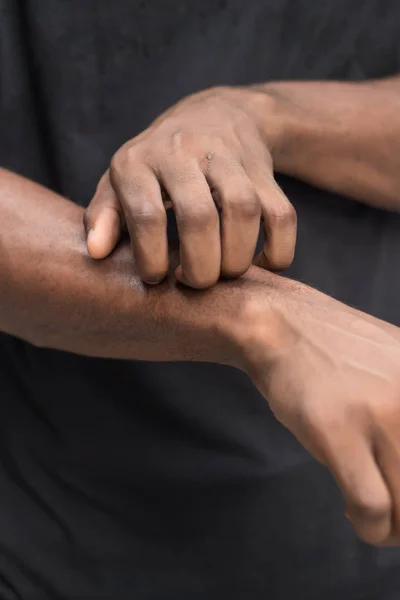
[[0, 168, 254, 364], [255, 76, 400, 209]]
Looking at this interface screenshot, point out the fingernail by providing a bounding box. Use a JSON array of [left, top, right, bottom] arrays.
[[87, 227, 100, 259], [144, 278, 162, 286]]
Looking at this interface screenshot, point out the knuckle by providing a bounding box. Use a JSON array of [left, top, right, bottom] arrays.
[[356, 523, 390, 547], [179, 203, 218, 233], [109, 152, 125, 180], [170, 129, 193, 152], [124, 143, 142, 165], [132, 204, 166, 230], [268, 202, 297, 229], [352, 496, 391, 524], [225, 192, 260, 221], [110, 145, 142, 179]]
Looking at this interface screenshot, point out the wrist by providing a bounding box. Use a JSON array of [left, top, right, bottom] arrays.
[[249, 81, 340, 180], [253, 82, 311, 175], [239, 85, 292, 160], [220, 267, 296, 373]]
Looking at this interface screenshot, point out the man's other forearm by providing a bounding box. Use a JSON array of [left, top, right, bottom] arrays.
[[0, 168, 251, 364], [256, 76, 400, 210]]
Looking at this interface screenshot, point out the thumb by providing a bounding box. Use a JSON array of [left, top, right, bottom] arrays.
[[84, 173, 124, 259]]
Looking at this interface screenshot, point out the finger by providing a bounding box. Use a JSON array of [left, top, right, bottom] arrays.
[[110, 165, 169, 284], [206, 157, 260, 278], [161, 160, 220, 289], [374, 410, 400, 545], [323, 428, 391, 545], [84, 171, 124, 259], [245, 164, 296, 271]]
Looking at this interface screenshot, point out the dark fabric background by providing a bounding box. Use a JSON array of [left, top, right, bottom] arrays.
[[1, 1, 400, 598]]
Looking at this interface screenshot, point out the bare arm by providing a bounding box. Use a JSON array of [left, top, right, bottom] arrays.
[[83, 76, 400, 291], [260, 75, 400, 210], [4, 168, 400, 546], [0, 168, 244, 362]]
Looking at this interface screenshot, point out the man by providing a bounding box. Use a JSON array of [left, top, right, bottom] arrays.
[[1, 1, 400, 598]]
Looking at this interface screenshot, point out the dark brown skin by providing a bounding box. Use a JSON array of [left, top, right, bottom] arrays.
[[0, 169, 239, 364], [3, 168, 400, 547], [263, 75, 400, 210], [85, 88, 297, 287], [85, 76, 400, 287], [2, 76, 400, 547]]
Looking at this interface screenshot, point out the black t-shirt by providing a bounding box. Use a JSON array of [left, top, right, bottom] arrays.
[[1, 2, 400, 599]]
